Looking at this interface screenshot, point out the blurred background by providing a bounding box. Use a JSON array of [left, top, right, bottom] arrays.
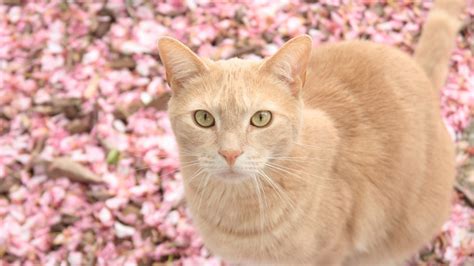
[[0, 0, 473, 265]]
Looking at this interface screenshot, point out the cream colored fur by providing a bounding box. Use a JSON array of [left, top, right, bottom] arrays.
[[157, 0, 465, 265]]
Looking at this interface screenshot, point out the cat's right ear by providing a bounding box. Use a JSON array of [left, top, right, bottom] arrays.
[[259, 35, 312, 97], [157, 37, 209, 91]]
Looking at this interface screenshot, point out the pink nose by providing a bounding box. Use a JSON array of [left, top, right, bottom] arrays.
[[218, 150, 243, 166]]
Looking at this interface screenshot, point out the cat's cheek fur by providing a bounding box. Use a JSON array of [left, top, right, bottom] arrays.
[[250, 128, 292, 159]]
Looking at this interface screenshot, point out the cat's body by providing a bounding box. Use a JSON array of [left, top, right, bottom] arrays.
[[157, 0, 465, 265], [181, 41, 454, 266]]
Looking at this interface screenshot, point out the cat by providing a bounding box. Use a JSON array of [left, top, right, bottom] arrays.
[[157, 0, 465, 265]]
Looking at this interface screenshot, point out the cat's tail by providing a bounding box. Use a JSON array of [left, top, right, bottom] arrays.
[[414, 0, 465, 91]]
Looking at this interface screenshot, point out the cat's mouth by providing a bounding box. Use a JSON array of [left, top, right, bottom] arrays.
[[216, 168, 249, 180]]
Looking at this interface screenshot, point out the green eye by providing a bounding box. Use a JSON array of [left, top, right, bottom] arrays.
[[194, 110, 215, 128], [251, 111, 272, 128]]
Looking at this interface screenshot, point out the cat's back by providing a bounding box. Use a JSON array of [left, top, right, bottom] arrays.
[[302, 40, 455, 264], [304, 40, 437, 113], [303, 40, 440, 141], [302, 40, 452, 185]]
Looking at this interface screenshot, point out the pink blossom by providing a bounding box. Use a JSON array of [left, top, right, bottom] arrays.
[[0, 1, 472, 264]]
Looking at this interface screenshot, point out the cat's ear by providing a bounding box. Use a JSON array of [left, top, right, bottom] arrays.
[[259, 35, 312, 96], [157, 37, 209, 90]]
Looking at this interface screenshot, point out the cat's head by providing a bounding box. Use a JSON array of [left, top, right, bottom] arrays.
[[158, 35, 312, 181]]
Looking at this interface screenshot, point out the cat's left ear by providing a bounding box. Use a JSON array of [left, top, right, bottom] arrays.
[[259, 35, 312, 96], [157, 37, 209, 91]]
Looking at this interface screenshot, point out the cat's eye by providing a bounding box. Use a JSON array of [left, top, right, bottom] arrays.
[[251, 111, 272, 128], [194, 110, 215, 128]]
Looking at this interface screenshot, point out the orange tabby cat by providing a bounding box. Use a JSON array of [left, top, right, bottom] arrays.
[[157, 0, 465, 265]]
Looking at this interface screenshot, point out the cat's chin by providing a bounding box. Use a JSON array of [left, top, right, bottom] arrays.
[[214, 169, 253, 182]]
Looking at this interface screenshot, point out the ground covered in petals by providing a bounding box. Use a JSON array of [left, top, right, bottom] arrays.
[[0, 1, 472, 265]]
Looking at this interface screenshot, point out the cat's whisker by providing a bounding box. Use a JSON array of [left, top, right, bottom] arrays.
[[252, 174, 266, 251], [196, 174, 210, 213], [268, 156, 309, 159], [186, 167, 205, 184], [268, 157, 311, 162], [264, 163, 307, 181], [179, 159, 200, 165], [179, 162, 201, 170], [213, 184, 229, 227], [257, 175, 269, 210], [267, 156, 323, 163], [265, 162, 333, 184], [258, 170, 296, 211], [179, 158, 200, 163], [268, 154, 331, 163], [265, 161, 304, 170], [266, 160, 307, 173]]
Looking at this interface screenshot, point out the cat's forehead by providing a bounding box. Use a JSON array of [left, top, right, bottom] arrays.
[[203, 58, 265, 108], [212, 57, 262, 69], [182, 57, 284, 114]]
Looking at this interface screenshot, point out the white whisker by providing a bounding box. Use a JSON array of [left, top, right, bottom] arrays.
[[258, 170, 296, 211], [197, 174, 210, 213], [186, 168, 205, 184], [252, 174, 265, 252], [265, 162, 333, 185]]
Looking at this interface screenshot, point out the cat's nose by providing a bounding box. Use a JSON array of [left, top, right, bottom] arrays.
[[218, 149, 243, 167]]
